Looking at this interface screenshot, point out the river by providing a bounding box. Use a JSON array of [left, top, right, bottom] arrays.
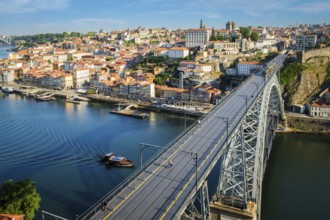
[[0, 93, 193, 218], [0, 45, 13, 58]]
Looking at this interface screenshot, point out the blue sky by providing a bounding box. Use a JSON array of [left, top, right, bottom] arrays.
[[1, 0, 329, 35]]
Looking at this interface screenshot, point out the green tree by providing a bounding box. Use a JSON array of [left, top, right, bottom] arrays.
[[250, 32, 259, 42], [239, 27, 251, 39], [0, 179, 41, 220]]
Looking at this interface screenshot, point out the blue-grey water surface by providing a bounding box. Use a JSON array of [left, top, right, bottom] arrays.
[[0, 93, 192, 218]]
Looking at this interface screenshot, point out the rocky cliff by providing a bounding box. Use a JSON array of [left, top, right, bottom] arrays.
[[282, 48, 330, 106]]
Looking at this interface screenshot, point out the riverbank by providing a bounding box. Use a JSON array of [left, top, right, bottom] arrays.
[[275, 112, 330, 134], [0, 83, 210, 117]]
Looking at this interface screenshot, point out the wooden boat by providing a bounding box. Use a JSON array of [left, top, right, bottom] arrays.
[[35, 95, 55, 101], [1, 87, 14, 93], [99, 153, 134, 168], [67, 99, 80, 104]]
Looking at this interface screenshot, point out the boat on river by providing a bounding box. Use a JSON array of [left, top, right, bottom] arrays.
[[35, 95, 55, 101], [66, 97, 80, 104], [99, 153, 134, 168], [109, 104, 149, 119], [1, 86, 14, 93]]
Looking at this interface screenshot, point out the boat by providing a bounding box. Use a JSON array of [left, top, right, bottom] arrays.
[[35, 95, 55, 101], [109, 104, 149, 119], [99, 153, 134, 168], [1, 87, 14, 93], [67, 98, 80, 104]]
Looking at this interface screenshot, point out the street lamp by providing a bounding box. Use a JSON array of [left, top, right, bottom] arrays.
[[139, 143, 163, 170], [251, 82, 259, 95], [239, 94, 248, 114], [217, 116, 229, 141], [174, 148, 198, 195], [238, 94, 254, 115]]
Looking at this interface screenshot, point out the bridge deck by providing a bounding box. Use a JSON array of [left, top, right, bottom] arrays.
[[84, 55, 287, 220]]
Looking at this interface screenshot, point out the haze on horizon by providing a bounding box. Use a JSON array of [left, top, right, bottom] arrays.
[[1, 0, 329, 35]]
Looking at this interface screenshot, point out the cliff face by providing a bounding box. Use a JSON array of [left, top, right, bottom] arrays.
[[288, 56, 329, 105]]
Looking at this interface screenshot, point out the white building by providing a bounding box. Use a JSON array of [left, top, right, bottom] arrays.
[[210, 41, 240, 51], [309, 102, 330, 118], [195, 64, 212, 72], [185, 29, 212, 48], [1, 69, 15, 83], [73, 68, 90, 88], [237, 62, 263, 76], [168, 47, 189, 58]]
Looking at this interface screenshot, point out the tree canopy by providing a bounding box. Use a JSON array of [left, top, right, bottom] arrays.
[[0, 179, 41, 220], [250, 32, 259, 42], [239, 27, 251, 39]]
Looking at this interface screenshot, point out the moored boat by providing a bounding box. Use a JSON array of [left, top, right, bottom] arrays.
[[99, 153, 134, 168], [1, 87, 14, 93]]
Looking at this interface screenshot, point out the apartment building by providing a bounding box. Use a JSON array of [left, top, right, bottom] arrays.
[[73, 68, 90, 88], [237, 62, 263, 75], [185, 28, 212, 48], [296, 34, 317, 51], [168, 47, 189, 58]]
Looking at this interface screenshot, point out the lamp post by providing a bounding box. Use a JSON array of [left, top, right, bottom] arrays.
[[217, 116, 229, 141], [140, 143, 163, 171], [251, 82, 259, 95], [239, 94, 248, 114], [175, 148, 198, 195]]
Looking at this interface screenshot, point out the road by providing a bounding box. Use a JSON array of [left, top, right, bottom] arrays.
[[85, 54, 287, 220]]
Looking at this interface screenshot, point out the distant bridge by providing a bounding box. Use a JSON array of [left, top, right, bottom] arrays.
[[78, 53, 288, 220], [0, 36, 14, 45]]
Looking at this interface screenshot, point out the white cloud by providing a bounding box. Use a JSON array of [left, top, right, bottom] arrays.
[[1, 0, 70, 13], [72, 18, 126, 26]]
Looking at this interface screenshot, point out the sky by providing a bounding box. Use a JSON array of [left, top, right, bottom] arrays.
[[0, 0, 329, 35]]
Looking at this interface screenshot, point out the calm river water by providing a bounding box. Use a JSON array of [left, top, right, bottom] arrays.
[[0, 93, 192, 218]]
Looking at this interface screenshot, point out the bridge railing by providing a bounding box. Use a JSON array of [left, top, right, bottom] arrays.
[[76, 118, 200, 219]]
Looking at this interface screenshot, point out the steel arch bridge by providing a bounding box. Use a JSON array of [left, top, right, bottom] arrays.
[[216, 70, 285, 219], [0, 36, 13, 45], [78, 54, 288, 220]]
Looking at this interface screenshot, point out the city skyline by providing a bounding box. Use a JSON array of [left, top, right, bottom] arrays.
[[1, 0, 329, 35]]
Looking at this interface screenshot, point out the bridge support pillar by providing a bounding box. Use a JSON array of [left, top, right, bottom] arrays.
[[209, 201, 257, 220]]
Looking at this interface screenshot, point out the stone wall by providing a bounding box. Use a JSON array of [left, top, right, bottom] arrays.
[[287, 115, 330, 133], [297, 47, 330, 63]]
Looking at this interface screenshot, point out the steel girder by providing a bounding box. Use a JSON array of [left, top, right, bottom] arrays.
[[182, 181, 210, 220], [217, 73, 284, 218]]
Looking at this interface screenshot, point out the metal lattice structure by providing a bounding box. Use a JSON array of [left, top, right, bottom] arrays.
[[0, 36, 13, 45], [217, 73, 285, 219]]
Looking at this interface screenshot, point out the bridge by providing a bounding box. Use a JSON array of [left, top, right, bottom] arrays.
[[0, 35, 14, 45], [77, 53, 288, 220]]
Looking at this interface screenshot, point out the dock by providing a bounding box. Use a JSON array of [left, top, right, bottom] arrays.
[[109, 104, 149, 119]]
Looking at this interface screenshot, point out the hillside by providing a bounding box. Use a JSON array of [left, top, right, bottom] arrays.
[[281, 50, 330, 106]]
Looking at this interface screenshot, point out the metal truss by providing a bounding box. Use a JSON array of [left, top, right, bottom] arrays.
[[217, 73, 285, 219], [183, 181, 210, 220]]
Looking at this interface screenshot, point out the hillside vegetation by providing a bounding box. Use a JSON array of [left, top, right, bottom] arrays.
[[281, 57, 330, 105]]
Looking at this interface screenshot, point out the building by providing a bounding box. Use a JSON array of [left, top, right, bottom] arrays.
[[1, 69, 15, 83], [296, 34, 317, 51], [73, 68, 90, 88], [185, 29, 212, 48], [308, 102, 330, 118], [209, 41, 240, 52], [168, 47, 189, 58], [237, 62, 263, 76], [226, 21, 236, 32]]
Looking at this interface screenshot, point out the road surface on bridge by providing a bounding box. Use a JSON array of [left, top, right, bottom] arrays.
[[88, 55, 286, 220]]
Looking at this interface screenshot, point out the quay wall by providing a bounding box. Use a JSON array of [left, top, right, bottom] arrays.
[[286, 114, 330, 133]]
